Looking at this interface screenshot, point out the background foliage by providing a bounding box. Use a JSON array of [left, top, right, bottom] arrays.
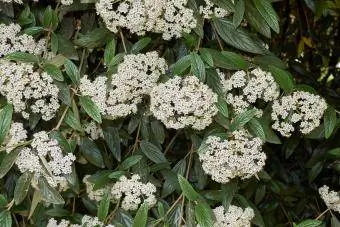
[[0, 0, 339, 226]]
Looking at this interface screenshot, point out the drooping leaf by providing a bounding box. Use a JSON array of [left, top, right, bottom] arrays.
[[64, 59, 80, 85], [0, 104, 13, 145], [38, 177, 65, 204], [131, 37, 152, 54], [140, 140, 168, 164], [194, 202, 214, 227], [14, 172, 33, 205], [97, 191, 110, 221], [178, 174, 200, 201], [252, 0, 280, 33], [0, 148, 21, 178], [132, 202, 149, 227], [43, 63, 64, 81], [79, 96, 102, 123], [229, 109, 257, 131], [324, 106, 337, 139], [103, 127, 121, 161], [79, 137, 105, 168], [268, 65, 294, 92], [190, 53, 206, 82]]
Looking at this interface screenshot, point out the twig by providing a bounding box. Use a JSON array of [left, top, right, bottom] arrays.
[[119, 28, 127, 53], [315, 208, 330, 220]]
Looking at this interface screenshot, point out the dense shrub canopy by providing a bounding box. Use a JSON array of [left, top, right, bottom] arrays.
[[0, 0, 339, 226]]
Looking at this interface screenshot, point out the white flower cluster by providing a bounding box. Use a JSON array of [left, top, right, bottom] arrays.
[[220, 68, 280, 116], [61, 0, 73, 5], [0, 23, 45, 57], [96, 0, 197, 40], [2, 122, 27, 153], [15, 131, 76, 188], [199, 0, 229, 19], [319, 185, 340, 213], [198, 130, 266, 183], [271, 91, 327, 137], [80, 52, 167, 119], [47, 216, 115, 227], [0, 0, 23, 3], [83, 175, 111, 202], [150, 76, 218, 130], [0, 60, 60, 120], [83, 121, 104, 140], [212, 205, 254, 227], [111, 174, 157, 211]]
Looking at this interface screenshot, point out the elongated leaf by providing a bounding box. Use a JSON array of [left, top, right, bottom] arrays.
[[221, 181, 238, 210], [0, 210, 12, 227], [178, 174, 200, 201], [221, 51, 248, 69], [195, 202, 214, 227], [191, 53, 206, 82], [0, 148, 20, 178], [324, 106, 337, 139], [0, 104, 13, 144], [79, 137, 105, 168], [23, 26, 44, 35], [131, 37, 152, 54], [132, 202, 148, 227], [213, 18, 266, 54], [64, 59, 80, 85], [104, 39, 116, 66], [268, 65, 294, 92], [79, 96, 102, 123], [204, 48, 246, 70], [43, 63, 64, 81], [233, 0, 245, 27], [296, 219, 322, 227], [229, 109, 257, 131], [170, 55, 191, 75], [97, 191, 110, 221], [103, 127, 121, 161], [245, 2, 271, 38], [74, 28, 112, 49], [5, 52, 39, 63], [216, 97, 228, 118], [235, 194, 265, 227], [247, 118, 266, 141], [14, 172, 33, 205], [64, 109, 83, 132], [308, 161, 323, 183], [38, 177, 65, 204], [253, 0, 280, 33], [121, 155, 143, 170], [140, 140, 167, 164], [199, 48, 214, 67]]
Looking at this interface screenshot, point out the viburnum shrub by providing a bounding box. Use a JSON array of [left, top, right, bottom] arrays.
[[0, 0, 339, 226]]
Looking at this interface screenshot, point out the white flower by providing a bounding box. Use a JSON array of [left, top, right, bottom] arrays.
[[95, 0, 196, 40], [83, 175, 111, 202], [61, 0, 73, 5], [220, 68, 280, 116], [150, 75, 218, 130], [111, 174, 157, 211], [0, 23, 45, 57], [271, 91, 327, 137], [199, 0, 229, 19], [0, 60, 60, 121], [46, 216, 115, 227], [83, 121, 104, 140], [47, 218, 72, 227], [15, 131, 76, 189], [212, 205, 254, 227], [319, 185, 340, 213], [2, 122, 27, 153], [0, 0, 23, 3], [80, 52, 167, 119], [198, 130, 266, 183]]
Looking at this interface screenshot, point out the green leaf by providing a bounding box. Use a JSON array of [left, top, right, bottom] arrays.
[[42, 6, 53, 28], [221, 51, 248, 69], [14, 172, 33, 205], [296, 219, 322, 227], [151, 120, 165, 144], [327, 148, 340, 158], [216, 96, 229, 118], [331, 214, 340, 227], [178, 174, 200, 201], [245, 2, 271, 38], [324, 106, 337, 139], [49, 131, 72, 153], [252, 0, 280, 33], [140, 140, 168, 164], [170, 55, 191, 75], [23, 26, 44, 35], [131, 37, 152, 54], [38, 177, 65, 204], [74, 28, 113, 49], [0, 149, 21, 178], [79, 96, 102, 123], [79, 137, 105, 168], [203, 48, 246, 70], [5, 52, 39, 63], [132, 202, 148, 227], [108, 171, 125, 179], [213, 18, 266, 54], [51, 33, 58, 54], [103, 127, 121, 161], [233, 0, 245, 27], [194, 202, 214, 227], [104, 39, 116, 66], [64, 59, 80, 85], [247, 118, 266, 141], [308, 161, 323, 183], [97, 191, 110, 221], [221, 181, 238, 210], [268, 65, 294, 92], [0, 104, 13, 145], [64, 109, 83, 132], [229, 108, 257, 131], [0, 210, 12, 227], [43, 63, 64, 81], [190, 53, 206, 82], [120, 155, 143, 170], [199, 48, 214, 67], [235, 194, 265, 227]]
